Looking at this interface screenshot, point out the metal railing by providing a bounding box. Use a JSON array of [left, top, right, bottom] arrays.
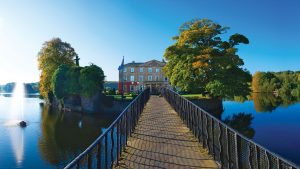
[[163, 88, 299, 169], [64, 88, 150, 169]]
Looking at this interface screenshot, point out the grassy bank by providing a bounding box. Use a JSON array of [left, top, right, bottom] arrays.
[[107, 94, 136, 101], [181, 94, 209, 100]]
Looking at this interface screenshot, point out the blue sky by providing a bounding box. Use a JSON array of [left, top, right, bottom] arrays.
[[0, 0, 299, 84]]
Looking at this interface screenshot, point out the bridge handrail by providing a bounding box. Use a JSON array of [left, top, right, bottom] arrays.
[[64, 88, 150, 169], [163, 88, 299, 169]]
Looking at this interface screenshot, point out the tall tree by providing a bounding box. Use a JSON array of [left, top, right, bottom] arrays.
[[163, 19, 251, 98], [38, 38, 77, 102]]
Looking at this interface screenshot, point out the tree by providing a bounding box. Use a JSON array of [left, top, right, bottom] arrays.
[[51, 65, 70, 100], [163, 19, 251, 98], [38, 38, 77, 102], [252, 71, 263, 92], [51, 64, 105, 99], [79, 64, 105, 97]]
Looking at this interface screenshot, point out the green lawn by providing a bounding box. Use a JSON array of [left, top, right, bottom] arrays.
[[181, 94, 208, 100], [107, 94, 135, 101]]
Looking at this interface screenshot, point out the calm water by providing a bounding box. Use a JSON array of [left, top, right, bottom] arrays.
[[1, 93, 300, 167], [0, 94, 116, 168], [221, 93, 300, 165]]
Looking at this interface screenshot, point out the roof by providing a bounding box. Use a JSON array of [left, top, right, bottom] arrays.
[[141, 60, 166, 67], [123, 62, 143, 67], [124, 59, 166, 67]]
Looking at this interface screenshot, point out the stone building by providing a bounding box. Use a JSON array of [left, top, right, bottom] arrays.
[[118, 59, 169, 93]]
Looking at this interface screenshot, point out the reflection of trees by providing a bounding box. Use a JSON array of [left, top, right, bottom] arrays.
[[38, 105, 113, 166], [192, 98, 223, 119], [252, 93, 300, 112], [224, 113, 255, 139], [252, 93, 280, 112]]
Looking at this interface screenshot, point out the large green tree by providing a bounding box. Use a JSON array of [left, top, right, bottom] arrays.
[[38, 38, 77, 102], [163, 19, 251, 98], [51, 64, 105, 100]]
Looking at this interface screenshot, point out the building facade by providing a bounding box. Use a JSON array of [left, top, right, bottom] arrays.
[[118, 59, 169, 93]]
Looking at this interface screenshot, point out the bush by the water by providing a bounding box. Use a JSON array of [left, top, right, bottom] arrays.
[[52, 64, 105, 100]]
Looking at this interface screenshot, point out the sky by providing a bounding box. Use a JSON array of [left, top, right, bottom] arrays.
[[0, 0, 299, 84]]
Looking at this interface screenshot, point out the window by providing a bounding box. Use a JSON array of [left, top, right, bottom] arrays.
[[148, 67, 152, 73], [155, 76, 159, 81], [165, 77, 168, 81], [124, 76, 127, 81], [130, 75, 134, 82], [148, 75, 152, 81], [130, 67, 134, 73], [123, 68, 127, 72], [156, 68, 160, 73], [140, 67, 143, 72], [139, 75, 144, 82], [130, 85, 134, 91]]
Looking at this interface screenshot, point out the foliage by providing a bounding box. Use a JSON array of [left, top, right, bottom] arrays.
[[38, 38, 77, 101], [52, 65, 70, 100], [104, 88, 116, 95], [252, 71, 300, 97], [79, 64, 105, 97], [51, 64, 105, 99], [0, 82, 39, 94], [163, 19, 251, 99], [252, 71, 281, 92]]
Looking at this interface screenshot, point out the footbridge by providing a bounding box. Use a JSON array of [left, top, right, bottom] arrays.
[[64, 88, 298, 169]]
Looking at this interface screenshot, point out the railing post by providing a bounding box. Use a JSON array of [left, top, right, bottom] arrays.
[[97, 141, 102, 169], [235, 133, 240, 169], [212, 118, 215, 160], [265, 150, 270, 169], [201, 111, 206, 148], [87, 153, 92, 169], [226, 128, 231, 169], [117, 120, 120, 166], [256, 145, 261, 169], [110, 127, 114, 168], [219, 123, 225, 169], [105, 135, 108, 169]]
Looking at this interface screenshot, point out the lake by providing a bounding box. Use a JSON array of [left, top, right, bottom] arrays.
[[0, 94, 117, 168], [0, 93, 300, 168], [221, 93, 300, 165]]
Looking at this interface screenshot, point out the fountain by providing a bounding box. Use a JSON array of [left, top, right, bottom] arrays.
[[4, 81, 26, 166], [10, 81, 26, 127]]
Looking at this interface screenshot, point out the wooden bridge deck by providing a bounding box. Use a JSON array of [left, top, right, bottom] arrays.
[[114, 96, 219, 169]]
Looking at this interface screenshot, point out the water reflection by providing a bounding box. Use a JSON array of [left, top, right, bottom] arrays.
[[252, 93, 300, 112], [192, 98, 255, 139], [191, 98, 223, 119], [8, 127, 25, 166], [38, 105, 115, 167], [224, 113, 255, 139]]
